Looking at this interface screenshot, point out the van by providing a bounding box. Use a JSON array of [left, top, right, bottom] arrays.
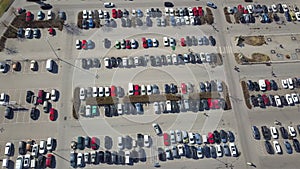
[[43, 101, 49, 113], [258, 79, 266, 91], [202, 135, 208, 144], [128, 83, 134, 95], [46, 59, 54, 72], [166, 100, 172, 112]]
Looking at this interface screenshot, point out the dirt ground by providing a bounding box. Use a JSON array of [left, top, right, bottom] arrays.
[[223, 7, 232, 24], [234, 53, 270, 64], [243, 36, 266, 46], [205, 8, 214, 25], [241, 81, 252, 109]]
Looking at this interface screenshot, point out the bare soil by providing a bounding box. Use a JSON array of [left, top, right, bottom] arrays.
[[243, 36, 266, 46], [234, 53, 270, 64], [241, 81, 252, 109], [223, 7, 232, 24], [205, 8, 214, 25]]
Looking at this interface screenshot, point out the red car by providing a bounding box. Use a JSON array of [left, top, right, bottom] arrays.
[[180, 38, 186, 47], [46, 154, 53, 167], [192, 7, 198, 16], [117, 9, 123, 18], [163, 133, 170, 146], [112, 9, 117, 18], [208, 132, 215, 144], [110, 85, 117, 97], [48, 28, 54, 35], [91, 137, 98, 150], [198, 7, 203, 16], [243, 9, 248, 14], [134, 85, 140, 95], [49, 108, 55, 121], [207, 98, 213, 109], [26, 11, 32, 21], [262, 94, 270, 105], [82, 40, 87, 49], [181, 83, 187, 94], [126, 40, 131, 49], [142, 37, 148, 48], [212, 99, 220, 109], [238, 5, 244, 12], [37, 90, 44, 104], [265, 80, 271, 91]]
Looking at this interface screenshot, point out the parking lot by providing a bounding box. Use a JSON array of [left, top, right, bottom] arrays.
[[1, 0, 300, 169]]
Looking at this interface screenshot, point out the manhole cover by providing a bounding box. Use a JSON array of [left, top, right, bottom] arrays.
[[267, 38, 272, 42], [291, 53, 298, 60], [271, 50, 276, 54], [291, 36, 296, 40], [276, 53, 283, 59], [296, 49, 300, 53]]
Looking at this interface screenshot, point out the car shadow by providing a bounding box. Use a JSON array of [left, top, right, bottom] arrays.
[[8, 160, 14, 169], [55, 90, 60, 102]]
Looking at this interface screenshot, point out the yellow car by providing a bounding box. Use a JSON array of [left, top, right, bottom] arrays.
[[290, 11, 297, 21]]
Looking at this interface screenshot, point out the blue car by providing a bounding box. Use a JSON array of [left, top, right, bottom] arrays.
[[285, 12, 291, 22], [284, 140, 293, 154], [147, 39, 153, 47], [88, 18, 94, 28]]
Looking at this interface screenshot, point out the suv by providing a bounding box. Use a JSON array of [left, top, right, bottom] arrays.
[[252, 126, 260, 139], [261, 126, 271, 140]]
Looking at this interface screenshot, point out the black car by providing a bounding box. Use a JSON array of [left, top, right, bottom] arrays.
[[26, 90, 34, 103], [164, 2, 174, 7], [190, 146, 198, 159], [297, 125, 300, 134], [280, 96, 288, 106], [5, 107, 13, 119], [202, 99, 209, 110], [137, 133, 144, 147], [170, 83, 177, 94], [124, 135, 132, 149], [264, 140, 274, 154], [164, 84, 170, 94], [250, 95, 258, 107], [82, 58, 87, 69], [210, 146, 217, 158], [158, 147, 166, 161], [19, 141, 26, 155], [110, 105, 118, 116], [116, 57, 122, 67], [150, 56, 156, 66], [293, 139, 300, 152], [184, 144, 191, 158], [213, 130, 221, 144], [252, 126, 260, 140], [30, 107, 38, 120], [203, 145, 210, 158], [280, 127, 289, 139], [220, 130, 228, 143], [138, 148, 146, 162], [93, 58, 100, 68], [269, 95, 276, 107], [98, 151, 104, 163], [227, 131, 235, 142], [209, 36, 216, 46], [277, 4, 284, 13], [131, 150, 139, 163], [253, 81, 260, 91], [270, 80, 278, 90], [104, 151, 111, 164], [77, 136, 84, 150], [111, 151, 117, 164], [199, 82, 206, 93], [37, 156, 45, 168], [118, 151, 125, 165], [104, 105, 111, 117], [104, 136, 112, 149], [111, 57, 118, 68], [171, 101, 179, 113], [261, 126, 271, 140], [247, 80, 254, 91], [70, 152, 77, 168]]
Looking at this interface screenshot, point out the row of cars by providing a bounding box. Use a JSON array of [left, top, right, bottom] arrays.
[[163, 130, 235, 146], [71, 148, 147, 167], [25, 10, 53, 21], [3, 138, 55, 168], [159, 142, 237, 161], [252, 125, 300, 154], [250, 93, 299, 108], [247, 78, 300, 92]]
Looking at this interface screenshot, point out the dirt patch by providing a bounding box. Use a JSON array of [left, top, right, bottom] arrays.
[[215, 53, 223, 66], [205, 8, 214, 25], [223, 7, 232, 24], [86, 97, 119, 106], [234, 53, 270, 64], [242, 36, 266, 46], [233, 12, 241, 24], [189, 92, 220, 100], [72, 87, 81, 119], [77, 11, 101, 29], [222, 82, 232, 110], [241, 81, 252, 109]]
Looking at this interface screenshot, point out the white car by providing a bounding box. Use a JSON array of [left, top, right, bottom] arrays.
[[188, 7, 193, 16], [85, 105, 91, 117], [84, 152, 90, 163], [15, 156, 23, 169], [117, 103, 123, 115], [281, 79, 288, 89], [229, 143, 237, 157], [215, 145, 223, 157], [172, 54, 178, 65], [188, 132, 195, 144], [273, 140, 282, 154], [177, 144, 184, 156], [98, 9, 104, 19], [132, 9, 136, 16], [285, 94, 294, 105], [282, 4, 288, 12], [287, 78, 294, 89], [152, 38, 158, 47], [24, 154, 31, 168], [169, 38, 176, 46], [125, 151, 130, 164], [4, 142, 12, 156], [271, 4, 277, 13], [163, 37, 169, 46], [104, 87, 110, 97], [47, 10, 53, 20], [270, 127, 278, 139], [295, 12, 300, 21], [104, 57, 111, 68], [79, 88, 86, 100], [88, 10, 93, 19], [288, 126, 297, 137], [170, 130, 176, 144], [77, 153, 83, 167], [31, 144, 39, 157], [76, 40, 81, 49], [103, 2, 115, 8], [46, 137, 54, 151], [39, 140, 47, 154], [184, 16, 190, 25], [51, 89, 57, 101], [165, 8, 170, 16], [92, 87, 98, 97], [175, 130, 182, 143], [144, 135, 150, 147], [130, 39, 137, 49], [117, 136, 124, 150], [83, 10, 88, 19], [25, 28, 32, 38], [141, 85, 146, 95], [98, 87, 104, 97], [274, 95, 282, 107], [247, 5, 253, 13], [291, 93, 299, 103], [152, 123, 162, 135], [146, 85, 152, 95]]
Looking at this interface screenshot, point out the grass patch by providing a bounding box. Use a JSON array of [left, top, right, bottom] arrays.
[[0, 0, 14, 17]]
